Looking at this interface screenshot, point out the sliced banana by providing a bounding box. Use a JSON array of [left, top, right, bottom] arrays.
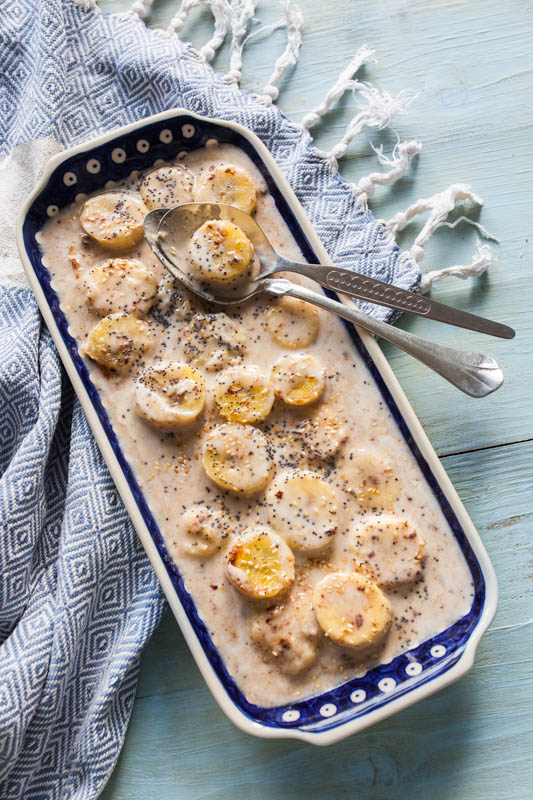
[[201, 423, 272, 495], [195, 163, 257, 215], [180, 505, 227, 557], [271, 353, 325, 406], [188, 219, 254, 285], [267, 470, 338, 551], [80, 192, 145, 249], [266, 296, 319, 349], [339, 448, 401, 512], [312, 572, 392, 652], [83, 257, 157, 317], [225, 526, 295, 599], [214, 365, 274, 424], [84, 313, 154, 373], [251, 587, 321, 675], [135, 362, 206, 429], [139, 165, 194, 210], [352, 516, 425, 588], [289, 411, 347, 461], [182, 313, 246, 371]]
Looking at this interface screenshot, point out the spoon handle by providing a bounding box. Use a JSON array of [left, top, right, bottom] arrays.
[[275, 259, 514, 340], [272, 280, 503, 398]]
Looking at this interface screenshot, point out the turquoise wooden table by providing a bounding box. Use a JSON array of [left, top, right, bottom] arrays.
[[98, 1, 533, 797]]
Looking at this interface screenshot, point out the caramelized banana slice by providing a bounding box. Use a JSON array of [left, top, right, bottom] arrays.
[[267, 470, 338, 551], [266, 296, 319, 349], [339, 448, 401, 512], [84, 313, 154, 373], [180, 505, 227, 557], [135, 362, 206, 429], [251, 587, 321, 675], [201, 423, 272, 495], [139, 165, 194, 210], [83, 257, 157, 317], [214, 365, 274, 424], [271, 353, 325, 406], [225, 526, 295, 599], [352, 516, 426, 588], [195, 163, 257, 215], [80, 192, 145, 249], [188, 219, 254, 285], [312, 572, 392, 652]]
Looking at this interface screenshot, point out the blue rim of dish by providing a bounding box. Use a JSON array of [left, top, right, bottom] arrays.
[[22, 113, 485, 734]]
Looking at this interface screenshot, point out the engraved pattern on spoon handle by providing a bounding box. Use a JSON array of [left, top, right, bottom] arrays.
[[275, 259, 514, 339], [276, 281, 504, 398]]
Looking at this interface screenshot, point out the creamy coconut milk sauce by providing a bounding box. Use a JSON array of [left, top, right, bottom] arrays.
[[39, 143, 473, 707]]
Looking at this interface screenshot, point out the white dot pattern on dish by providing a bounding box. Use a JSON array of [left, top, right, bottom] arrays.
[[111, 148, 126, 163], [431, 645, 447, 658], [206, 138, 218, 148], [282, 709, 300, 722], [63, 171, 77, 187], [136, 139, 150, 153], [405, 662, 423, 676], [319, 703, 337, 718], [75, 193, 87, 203], [350, 689, 366, 704], [378, 678, 396, 693], [86, 159, 101, 174], [153, 159, 165, 168], [159, 129, 173, 143], [182, 124, 195, 138], [46, 205, 59, 217]]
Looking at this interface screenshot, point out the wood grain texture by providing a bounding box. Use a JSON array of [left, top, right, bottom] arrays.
[[97, 0, 533, 797]]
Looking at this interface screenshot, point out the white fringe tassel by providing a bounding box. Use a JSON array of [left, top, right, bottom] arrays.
[[324, 85, 415, 173], [262, 0, 303, 103], [223, 0, 258, 86], [418, 240, 497, 293], [353, 139, 421, 208], [384, 184, 497, 292], [301, 46, 374, 131], [128, 0, 153, 20], [168, 0, 231, 61]]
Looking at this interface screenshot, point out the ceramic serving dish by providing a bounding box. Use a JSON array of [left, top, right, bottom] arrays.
[[17, 109, 497, 745]]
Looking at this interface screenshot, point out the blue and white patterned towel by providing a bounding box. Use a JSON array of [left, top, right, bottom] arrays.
[[0, 2, 419, 797]]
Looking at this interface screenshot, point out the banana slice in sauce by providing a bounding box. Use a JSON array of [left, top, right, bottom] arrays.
[[225, 526, 295, 599], [312, 572, 392, 652], [214, 364, 274, 424], [266, 296, 320, 349], [271, 353, 326, 406], [267, 470, 338, 551], [201, 423, 272, 495], [139, 165, 195, 210], [195, 163, 257, 215], [352, 516, 426, 588], [135, 362, 206, 429], [84, 313, 154, 374], [80, 192, 145, 249], [83, 257, 157, 317]]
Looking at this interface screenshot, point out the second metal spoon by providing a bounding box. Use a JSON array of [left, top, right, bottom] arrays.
[[143, 206, 504, 397]]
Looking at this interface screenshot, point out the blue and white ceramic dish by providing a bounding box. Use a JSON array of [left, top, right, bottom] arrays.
[[17, 110, 497, 745]]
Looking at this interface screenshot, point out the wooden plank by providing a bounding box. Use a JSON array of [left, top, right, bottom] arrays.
[[100, 439, 533, 800]]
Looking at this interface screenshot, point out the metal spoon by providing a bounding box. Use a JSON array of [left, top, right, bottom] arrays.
[[150, 202, 514, 339], [143, 206, 504, 397]]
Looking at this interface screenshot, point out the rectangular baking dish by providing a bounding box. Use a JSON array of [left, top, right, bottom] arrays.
[[16, 109, 497, 745]]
